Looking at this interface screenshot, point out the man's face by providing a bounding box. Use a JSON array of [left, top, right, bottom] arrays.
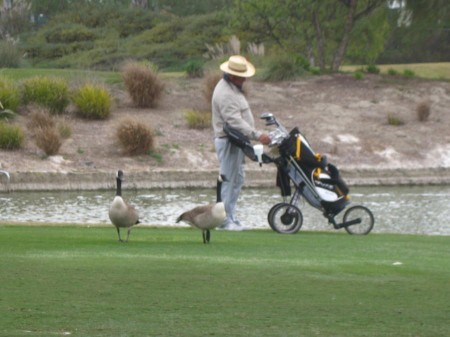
[[228, 75, 246, 87]]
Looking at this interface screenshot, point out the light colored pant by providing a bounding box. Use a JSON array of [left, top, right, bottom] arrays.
[[214, 138, 245, 225]]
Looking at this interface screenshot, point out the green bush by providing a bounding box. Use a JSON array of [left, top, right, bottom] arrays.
[[0, 122, 24, 149], [116, 118, 155, 156], [184, 59, 204, 78], [0, 78, 20, 111], [387, 113, 405, 126], [21, 77, 70, 114], [403, 69, 415, 77], [0, 41, 21, 68], [72, 84, 112, 119], [184, 110, 211, 129], [366, 64, 380, 74], [387, 68, 399, 76], [122, 61, 165, 108], [261, 54, 310, 81], [44, 23, 97, 43], [354, 71, 364, 80]]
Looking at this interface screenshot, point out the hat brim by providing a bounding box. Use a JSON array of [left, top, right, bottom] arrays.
[[220, 61, 255, 78]]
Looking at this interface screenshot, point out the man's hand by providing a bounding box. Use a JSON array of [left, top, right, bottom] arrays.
[[258, 133, 271, 145]]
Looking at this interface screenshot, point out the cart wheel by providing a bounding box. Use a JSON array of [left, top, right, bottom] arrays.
[[343, 205, 374, 235], [268, 203, 303, 234]]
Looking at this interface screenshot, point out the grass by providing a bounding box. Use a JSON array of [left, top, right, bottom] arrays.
[[0, 225, 449, 337], [0, 68, 123, 85], [0, 68, 184, 86], [341, 62, 450, 80]]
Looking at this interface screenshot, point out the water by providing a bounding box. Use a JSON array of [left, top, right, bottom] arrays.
[[1, 185, 449, 235]]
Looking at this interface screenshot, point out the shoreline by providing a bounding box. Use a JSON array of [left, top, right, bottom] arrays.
[[2, 166, 450, 192]]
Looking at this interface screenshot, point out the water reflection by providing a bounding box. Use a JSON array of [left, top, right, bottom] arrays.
[[1, 185, 449, 235]]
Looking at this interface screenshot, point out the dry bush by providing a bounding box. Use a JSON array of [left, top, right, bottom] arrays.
[[122, 61, 165, 108], [34, 127, 62, 156], [116, 118, 155, 155], [416, 100, 431, 122], [27, 106, 66, 155], [27, 107, 55, 134], [203, 72, 221, 106]]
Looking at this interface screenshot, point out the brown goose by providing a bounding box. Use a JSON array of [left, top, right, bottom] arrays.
[[176, 175, 227, 243], [108, 170, 140, 242]]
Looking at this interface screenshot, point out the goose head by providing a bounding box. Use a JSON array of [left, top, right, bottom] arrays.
[[115, 170, 124, 196]]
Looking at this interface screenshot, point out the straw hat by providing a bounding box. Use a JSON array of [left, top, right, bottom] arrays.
[[220, 55, 255, 78]]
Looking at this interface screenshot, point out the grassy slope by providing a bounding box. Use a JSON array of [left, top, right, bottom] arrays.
[[0, 226, 449, 337], [341, 62, 450, 80], [1, 63, 450, 83]]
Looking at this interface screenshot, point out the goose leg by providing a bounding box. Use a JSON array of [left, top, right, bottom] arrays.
[[116, 227, 123, 242], [125, 228, 132, 243]]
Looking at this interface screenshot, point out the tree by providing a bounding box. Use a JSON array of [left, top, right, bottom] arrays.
[[233, 0, 386, 71], [380, 0, 450, 63]]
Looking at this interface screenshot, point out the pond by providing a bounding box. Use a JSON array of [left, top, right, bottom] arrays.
[[1, 185, 449, 235]]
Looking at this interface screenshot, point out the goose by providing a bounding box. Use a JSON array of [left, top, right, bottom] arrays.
[[108, 170, 140, 242], [176, 174, 227, 244], [0, 170, 10, 192]]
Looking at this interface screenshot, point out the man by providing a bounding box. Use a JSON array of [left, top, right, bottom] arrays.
[[212, 55, 271, 230]]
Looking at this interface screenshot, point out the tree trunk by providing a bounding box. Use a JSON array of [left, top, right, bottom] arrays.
[[312, 10, 326, 71], [130, 0, 148, 9], [331, 0, 357, 71]]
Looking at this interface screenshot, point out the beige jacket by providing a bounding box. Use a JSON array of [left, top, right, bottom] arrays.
[[212, 78, 261, 140]]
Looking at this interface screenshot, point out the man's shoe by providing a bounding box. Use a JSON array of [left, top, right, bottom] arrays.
[[217, 222, 244, 231]]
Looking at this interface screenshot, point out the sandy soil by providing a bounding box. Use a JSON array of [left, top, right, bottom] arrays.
[[1, 73, 450, 182]]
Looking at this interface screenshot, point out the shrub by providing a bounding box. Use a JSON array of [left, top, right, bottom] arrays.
[[0, 78, 20, 112], [261, 54, 310, 81], [0, 41, 21, 68], [366, 64, 380, 74], [403, 69, 415, 77], [354, 71, 364, 80], [21, 77, 70, 114], [184, 110, 211, 129], [203, 72, 221, 106], [0, 104, 17, 121], [387, 68, 399, 76], [417, 101, 431, 122], [44, 23, 97, 43], [26, 107, 64, 155], [34, 126, 62, 156], [122, 61, 165, 108], [310, 67, 321, 75], [72, 84, 112, 119], [116, 118, 155, 155], [184, 59, 204, 78], [58, 118, 72, 138], [0, 122, 24, 149], [387, 113, 405, 126], [27, 108, 55, 133]]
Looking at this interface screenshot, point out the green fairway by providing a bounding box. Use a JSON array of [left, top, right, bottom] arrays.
[[0, 225, 449, 337]]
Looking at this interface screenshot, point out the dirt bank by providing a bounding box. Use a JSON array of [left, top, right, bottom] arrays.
[[1, 73, 450, 191]]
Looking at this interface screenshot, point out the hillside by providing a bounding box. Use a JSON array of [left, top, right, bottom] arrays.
[[1, 73, 450, 189]]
